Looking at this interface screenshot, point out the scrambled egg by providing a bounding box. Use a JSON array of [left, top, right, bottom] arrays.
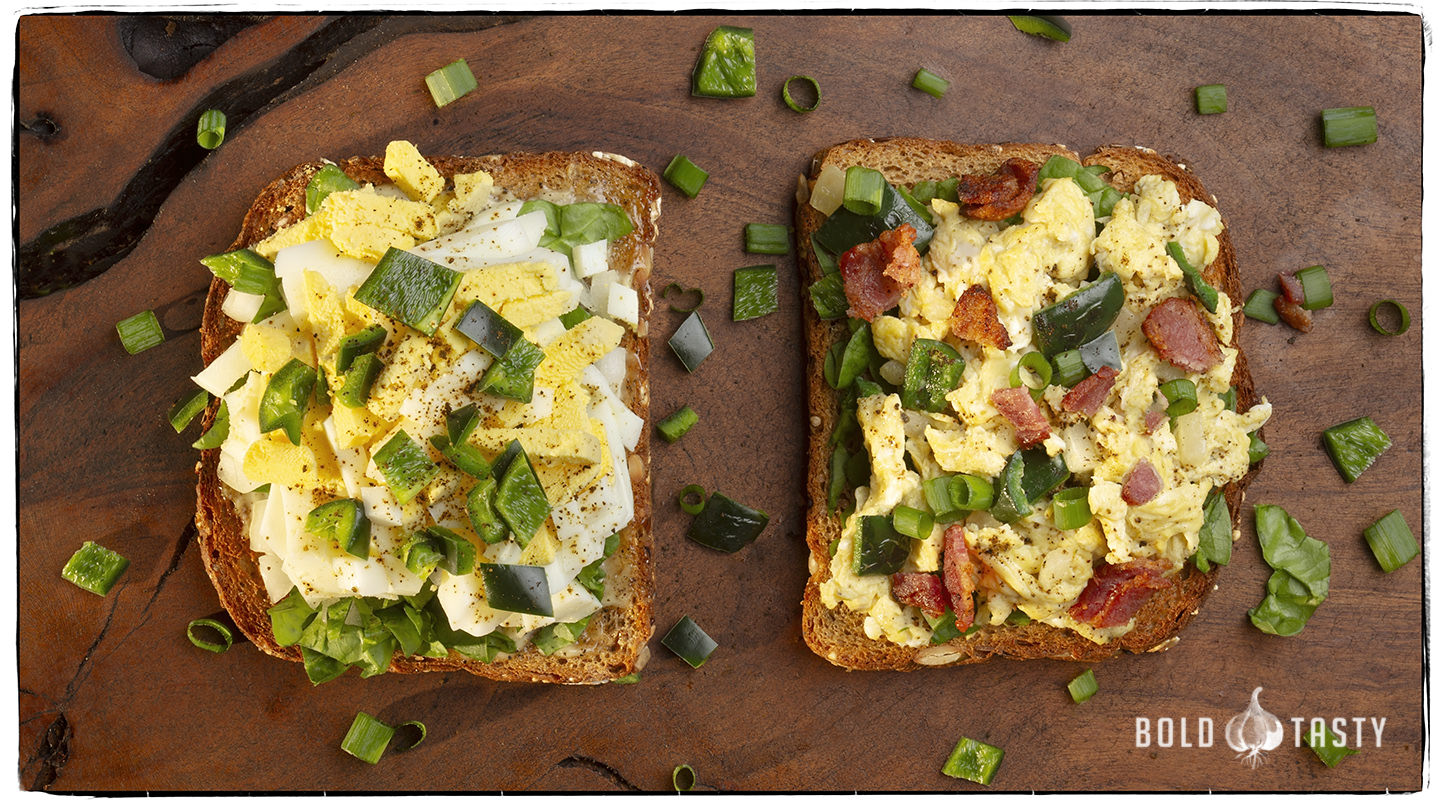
[[205, 141, 642, 647], [818, 171, 1271, 647]]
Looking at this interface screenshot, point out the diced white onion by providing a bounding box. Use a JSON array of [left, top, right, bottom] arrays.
[[273, 239, 376, 322], [222, 288, 265, 323], [571, 239, 609, 279], [409, 210, 547, 267], [192, 341, 252, 397], [606, 284, 639, 327], [1174, 412, 1207, 466], [808, 165, 847, 215]]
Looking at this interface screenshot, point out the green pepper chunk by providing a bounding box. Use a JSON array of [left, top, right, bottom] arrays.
[[337, 352, 383, 408], [306, 164, 360, 214], [901, 338, 965, 412], [989, 451, 1032, 523], [476, 338, 546, 403], [576, 533, 622, 601], [1031, 273, 1124, 356], [429, 434, 491, 479], [691, 26, 756, 98], [336, 324, 387, 373], [192, 400, 230, 450], [853, 515, 909, 575], [480, 564, 553, 616], [466, 478, 509, 544], [1322, 417, 1391, 483], [494, 446, 550, 547], [1166, 241, 1220, 313], [259, 358, 317, 445], [687, 492, 769, 553], [403, 526, 476, 576], [305, 498, 371, 559], [353, 247, 461, 335], [373, 430, 440, 504], [814, 181, 934, 255]]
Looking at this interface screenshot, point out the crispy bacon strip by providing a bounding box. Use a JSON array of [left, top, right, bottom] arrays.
[[958, 158, 1040, 221], [891, 572, 949, 619], [1273, 296, 1313, 332], [1060, 366, 1119, 417], [1068, 559, 1173, 628], [990, 386, 1051, 447], [839, 223, 923, 321], [942, 525, 979, 632], [1278, 272, 1305, 304], [1142, 297, 1224, 373], [1121, 458, 1163, 505], [949, 285, 1012, 349], [1144, 408, 1167, 434]]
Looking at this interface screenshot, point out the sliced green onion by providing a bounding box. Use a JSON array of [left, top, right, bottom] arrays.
[[950, 474, 994, 512], [1241, 289, 1281, 324], [688, 492, 769, 553], [1248, 432, 1269, 465], [1295, 265, 1333, 310], [168, 389, 210, 434], [1322, 416, 1391, 483], [306, 498, 372, 559], [732, 265, 779, 321], [373, 430, 440, 503], [662, 616, 718, 668], [305, 164, 360, 214], [187, 616, 236, 654], [1008, 14, 1071, 42], [853, 514, 908, 575], [201, 249, 284, 322], [355, 248, 461, 335], [341, 712, 395, 765], [744, 223, 792, 255], [1219, 386, 1238, 412], [923, 476, 962, 522], [337, 352, 383, 408], [942, 736, 1005, 785], [425, 58, 478, 107], [842, 166, 886, 216], [611, 672, 642, 685], [691, 25, 756, 98], [1159, 378, 1199, 418], [1368, 299, 1409, 335], [1052, 349, 1087, 387], [1363, 510, 1418, 573], [668, 311, 714, 372], [1195, 84, 1228, 115], [663, 154, 709, 199], [1009, 351, 1052, 400], [196, 109, 227, 149], [258, 358, 316, 445], [892, 505, 935, 540], [781, 75, 821, 113], [61, 541, 129, 596], [673, 763, 697, 792], [678, 484, 707, 516], [192, 400, 229, 450], [1052, 486, 1092, 530], [479, 563, 552, 616], [1067, 669, 1098, 703], [1006, 610, 1032, 626], [659, 282, 704, 314], [911, 68, 949, 99], [1166, 241, 1219, 313], [394, 721, 427, 751], [495, 446, 550, 546], [1307, 721, 1359, 768], [116, 310, 164, 354], [1321, 106, 1377, 148], [658, 405, 699, 443]]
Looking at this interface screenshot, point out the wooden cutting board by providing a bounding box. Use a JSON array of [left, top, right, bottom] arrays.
[[16, 13, 1423, 792]]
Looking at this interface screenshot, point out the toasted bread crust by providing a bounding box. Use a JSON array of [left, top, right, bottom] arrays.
[[796, 139, 1259, 670], [195, 151, 660, 683]]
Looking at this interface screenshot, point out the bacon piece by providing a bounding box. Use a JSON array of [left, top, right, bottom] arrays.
[[839, 224, 923, 321], [1142, 297, 1224, 373], [1122, 459, 1163, 505], [1273, 296, 1313, 332], [891, 572, 949, 618], [949, 285, 1012, 349], [990, 386, 1051, 447], [1068, 559, 1173, 627], [1144, 408, 1167, 434], [1278, 272, 1305, 304], [958, 158, 1040, 221], [942, 525, 979, 632], [1060, 366, 1120, 417]]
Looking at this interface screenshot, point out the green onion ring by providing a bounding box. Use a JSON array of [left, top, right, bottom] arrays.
[[782, 75, 821, 113], [395, 720, 428, 751], [196, 109, 227, 150], [186, 617, 235, 653], [660, 282, 704, 313], [673, 763, 697, 792], [1368, 299, 1410, 336], [678, 484, 707, 516], [1009, 351, 1053, 399]]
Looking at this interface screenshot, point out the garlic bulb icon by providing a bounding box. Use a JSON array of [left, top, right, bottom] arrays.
[[1225, 687, 1286, 768]]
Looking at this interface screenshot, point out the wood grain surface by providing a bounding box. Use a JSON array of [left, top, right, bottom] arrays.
[[15, 13, 1424, 792]]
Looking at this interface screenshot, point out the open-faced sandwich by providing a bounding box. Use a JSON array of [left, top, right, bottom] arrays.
[[797, 138, 1270, 669], [192, 140, 659, 683]]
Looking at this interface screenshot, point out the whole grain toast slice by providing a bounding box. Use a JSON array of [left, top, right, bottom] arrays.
[[796, 138, 1260, 670], [194, 150, 660, 683]]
